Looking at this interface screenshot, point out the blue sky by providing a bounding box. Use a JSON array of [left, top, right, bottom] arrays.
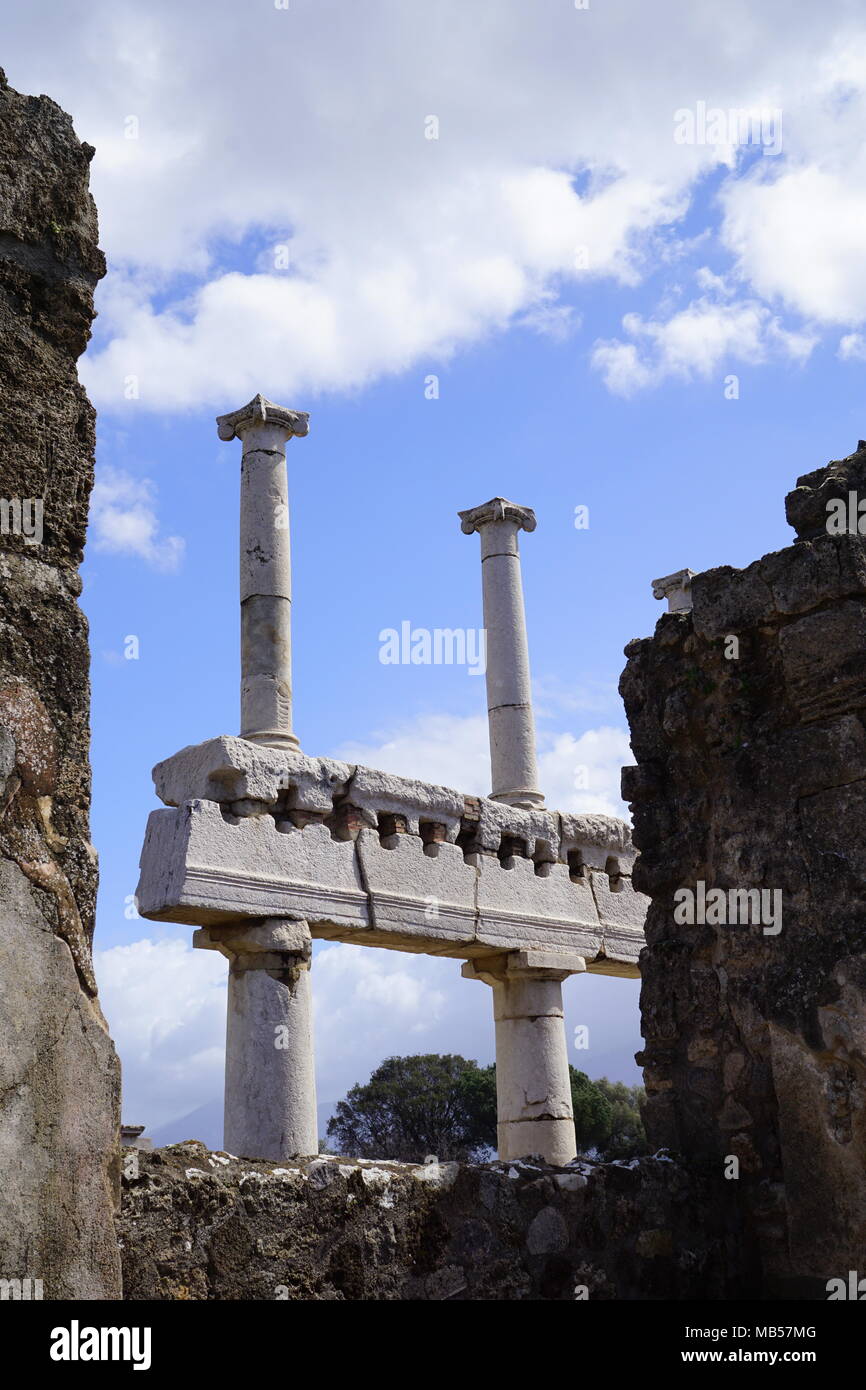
[[7, 0, 866, 1138]]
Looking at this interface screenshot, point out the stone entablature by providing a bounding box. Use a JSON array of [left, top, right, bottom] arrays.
[[137, 735, 645, 975]]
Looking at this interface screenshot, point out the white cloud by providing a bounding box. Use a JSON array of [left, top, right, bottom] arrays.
[[313, 944, 450, 1083], [90, 466, 184, 570], [4, 0, 851, 409], [839, 332, 866, 361], [538, 727, 633, 818], [333, 712, 492, 796], [96, 933, 459, 1130], [333, 709, 630, 817], [592, 294, 816, 396], [517, 298, 581, 342], [95, 937, 226, 1128]]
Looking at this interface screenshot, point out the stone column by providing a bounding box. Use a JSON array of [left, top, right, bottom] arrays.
[[216, 394, 309, 750], [463, 950, 584, 1166], [459, 497, 543, 809], [194, 918, 318, 1160]]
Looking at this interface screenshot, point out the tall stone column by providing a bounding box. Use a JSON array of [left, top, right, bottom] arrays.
[[194, 919, 318, 1160], [217, 394, 309, 750], [463, 951, 583, 1165], [459, 498, 543, 809]]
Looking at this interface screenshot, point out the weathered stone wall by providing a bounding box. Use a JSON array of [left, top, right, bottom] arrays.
[[119, 1141, 734, 1300], [0, 71, 120, 1298], [621, 446, 866, 1298]]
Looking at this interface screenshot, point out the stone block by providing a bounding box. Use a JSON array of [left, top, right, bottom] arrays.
[[779, 601, 866, 723], [137, 801, 369, 930], [345, 766, 464, 839], [475, 855, 604, 956], [354, 829, 477, 947], [153, 736, 351, 814]]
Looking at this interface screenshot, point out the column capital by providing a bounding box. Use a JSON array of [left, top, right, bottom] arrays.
[[459, 497, 536, 536], [651, 567, 695, 613], [462, 948, 585, 987], [194, 917, 311, 971], [217, 393, 310, 444]]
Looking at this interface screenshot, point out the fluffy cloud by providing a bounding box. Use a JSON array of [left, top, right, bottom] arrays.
[[4, 0, 856, 408], [334, 710, 630, 816], [90, 466, 184, 570], [97, 934, 462, 1131], [95, 938, 226, 1129], [592, 291, 816, 396]]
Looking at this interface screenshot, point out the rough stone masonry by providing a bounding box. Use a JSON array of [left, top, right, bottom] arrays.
[[621, 443, 866, 1298], [0, 71, 121, 1299]]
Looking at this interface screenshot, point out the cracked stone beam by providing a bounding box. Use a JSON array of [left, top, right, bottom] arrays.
[[217, 394, 309, 750], [459, 498, 544, 809]]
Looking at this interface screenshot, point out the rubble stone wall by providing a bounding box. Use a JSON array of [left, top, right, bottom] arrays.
[[119, 1142, 735, 1301]]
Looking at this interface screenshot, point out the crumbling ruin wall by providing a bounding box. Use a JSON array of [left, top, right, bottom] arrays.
[[621, 447, 866, 1298], [0, 71, 120, 1298], [119, 1142, 732, 1301]]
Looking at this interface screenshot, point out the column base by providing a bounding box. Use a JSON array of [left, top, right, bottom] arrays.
[[498, 1119, 579, 1168], [241, 730, 301, 752]]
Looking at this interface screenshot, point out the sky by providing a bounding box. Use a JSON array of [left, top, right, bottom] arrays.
[[6, 0, 866, 1140]]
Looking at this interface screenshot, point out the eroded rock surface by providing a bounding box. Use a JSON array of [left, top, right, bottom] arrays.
[[119, 1141, 733, 1301], [0, 70, 120, 1299], [621, 444, 866, 1298]]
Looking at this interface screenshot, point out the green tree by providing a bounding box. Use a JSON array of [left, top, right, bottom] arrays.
[[326, 1054, 496, 1162], [591, 1077, 647, 1160], [327, 1054, 647, 1164], [569, 1066, 613, 1151]]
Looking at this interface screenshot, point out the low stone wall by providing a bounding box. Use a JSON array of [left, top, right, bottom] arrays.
[[119, 1141, 735, 1301]]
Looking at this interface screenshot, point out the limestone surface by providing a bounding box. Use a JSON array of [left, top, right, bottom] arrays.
[[0, 71, 120, 1298], [137, 748, 647, 971]]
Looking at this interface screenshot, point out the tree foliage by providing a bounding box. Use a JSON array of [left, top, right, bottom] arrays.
[[326, 1054, 495, 1162], [327, 1053, 647, 1163]]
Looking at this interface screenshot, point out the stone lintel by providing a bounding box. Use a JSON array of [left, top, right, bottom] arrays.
[[137, 749, 647, 967], [217, 393, 310, 443], [459, 497, 537, 536]]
